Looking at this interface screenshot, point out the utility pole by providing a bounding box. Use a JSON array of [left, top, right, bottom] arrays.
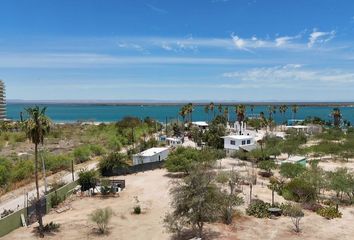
[[40, 150, 48, 194], [165, 116, 168, 136], [71, 159, 75, 182]]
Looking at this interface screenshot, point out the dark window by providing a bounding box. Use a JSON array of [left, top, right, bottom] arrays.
[[247, 140, 251, 144], [242, 140, 246, 145], [230, 140, 236, 145]]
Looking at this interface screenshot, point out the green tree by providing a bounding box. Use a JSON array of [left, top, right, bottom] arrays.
[[166, 166, 221, 238], [78, 169, 98, 191], [258, 160, 277, 174], [23, 106, 51, 237], [99, 152, 129, 176], [280, 163, 306, 179]]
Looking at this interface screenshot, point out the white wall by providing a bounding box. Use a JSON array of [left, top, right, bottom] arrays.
[[223, 137, 254, 150]]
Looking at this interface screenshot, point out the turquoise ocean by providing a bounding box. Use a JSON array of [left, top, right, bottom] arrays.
[[5, 103, 354, 124]]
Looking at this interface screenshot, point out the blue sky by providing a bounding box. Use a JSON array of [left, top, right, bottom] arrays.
[[1, 0, 354, 101]]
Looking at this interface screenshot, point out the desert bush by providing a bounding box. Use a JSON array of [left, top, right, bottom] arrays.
[[316, 206, 342, 219], [43, 153, 71, 172], [287, 204, 304, 233], [50, 192, 63, 208], [11, 160, 34, 182], [282, 178, 316, 203], [100, 179, 111, 195], [280, 163, 306, 179], [246, 199, 271, 218], [301, 202, 323, 212], [78, 169, 98, 191], [89, 207, 113, 234], [133, 206, 141, 214], [43, 222, 60, 232], [89, 144, 106, 156], [73, 146, 92, 163], [0, 158, 12, 186]]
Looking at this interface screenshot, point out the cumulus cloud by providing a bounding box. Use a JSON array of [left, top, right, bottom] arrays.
[[275, 35, 300, 46], [308, 30, 336, 48]]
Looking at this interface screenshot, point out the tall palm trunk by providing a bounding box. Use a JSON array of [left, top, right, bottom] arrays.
[[35, 143, 44, 237]]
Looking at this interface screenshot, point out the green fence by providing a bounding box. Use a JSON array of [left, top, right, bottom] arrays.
[[0, 180, 78, 238], [0, 208, 26, 237], [46, 180, 78, 213]]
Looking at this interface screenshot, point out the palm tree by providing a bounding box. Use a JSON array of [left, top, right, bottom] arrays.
[[223, 106, 229, 122], [204, 105, 209, 122], [250, 104, 255, 117], [267, 105, 276, 121], [23, 106, 51, 237], [291, 105, 299, 119], [236, 104, 246, 125], [179, 106, 187, 123], [186, 103, 193, 122], [209, 102, 215, 120], [218, 104, 223, 115], [331, 108, 342, 127], [279, 104, 288, 125]]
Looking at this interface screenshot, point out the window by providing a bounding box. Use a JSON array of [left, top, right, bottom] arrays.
[[230, 140, 236, 145], [242, 140, 246, 145], [247, 140, 251, 144]]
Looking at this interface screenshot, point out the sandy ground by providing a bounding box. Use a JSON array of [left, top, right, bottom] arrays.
[[3, 159, 354, 240]]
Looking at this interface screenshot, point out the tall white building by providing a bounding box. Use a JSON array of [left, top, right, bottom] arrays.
[[0, 80, 6, 120]]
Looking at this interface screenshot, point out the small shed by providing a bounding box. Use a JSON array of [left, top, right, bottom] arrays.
[[283, 156, 307, 166], [133, 147, 169, 166]]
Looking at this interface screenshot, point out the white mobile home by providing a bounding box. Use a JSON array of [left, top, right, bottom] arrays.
[[222, 135, 255, 152], [133, 147, 169, 165]]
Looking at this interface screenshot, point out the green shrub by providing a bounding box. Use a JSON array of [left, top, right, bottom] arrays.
[[11, 160, 34, 182], [50, 192, 63, 208], [89, 144, 106, 156], [280, 163, 306, 179], [133, 206, 141, 214], [73, 146, 92, 163], [89, 207, 113, 234], [246, 199, 271, 218], [100, 179, 111, 195], [43, 222, 60, 232], [99, 152, 129, 175], [78, 169, 98, 191], [316, 206, 342, 219], [282, 178, 316, 203], [0, 158, 12, 186], [43, 153, 71, 172]]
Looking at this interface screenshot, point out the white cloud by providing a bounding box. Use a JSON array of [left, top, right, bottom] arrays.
[[308, 30, 336, 48], [223, 64, 354, 87], [275, 35, 300, 46], [231, 33, 303, 51], [146, 3, 168, 14], [0, 52, 264, 68]]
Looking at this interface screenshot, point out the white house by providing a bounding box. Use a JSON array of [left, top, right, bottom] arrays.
[[222, 135, 255, 152], [132, 147, 169, 165], [166, 137, 183, 147]]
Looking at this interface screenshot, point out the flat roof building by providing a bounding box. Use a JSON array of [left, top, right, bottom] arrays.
[[132, 147, 169, 165]]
